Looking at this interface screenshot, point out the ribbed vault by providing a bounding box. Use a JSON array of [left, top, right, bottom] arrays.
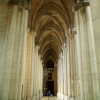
[[29, 0, 74, 65]]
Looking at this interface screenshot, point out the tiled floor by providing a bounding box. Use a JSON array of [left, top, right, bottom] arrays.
[[42, 96, 61, 100]]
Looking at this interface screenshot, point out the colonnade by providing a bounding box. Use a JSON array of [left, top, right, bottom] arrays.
[[57, 4, 100, 100], [22, 35, 43, 100], [1, 0, 100, 100], [0, 1, 43, 100]]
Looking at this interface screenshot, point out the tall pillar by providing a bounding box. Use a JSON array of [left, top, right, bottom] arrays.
[[74, 32, 81, 100], [9, 8, 21, 100], [71, 30, 77, 99], [89, 0, 100, 96], [32, 47, 37, 100], [35, 44, 40, 100], [1, 5, 18, 100], [77, 7, 94, 100], [62, 43, 67, 100], [86, 6, 100, 100], [67, 31, 77, 100], [57, 62, 60, 97], [67, 37, 72, 98], [0, 1, 9, 97], [41, 59, 43, 97], [22, 29, 28, 99], [57, 58, 61, 98], [17, 9, 28, 100], [60, 52, 64, 99], [38, 53, 43, 99], [75, 10, 84, 100], [30, 31, 36, 99]]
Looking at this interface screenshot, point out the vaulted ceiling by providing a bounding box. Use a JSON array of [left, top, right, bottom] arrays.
[[28, 0, 74, 64]]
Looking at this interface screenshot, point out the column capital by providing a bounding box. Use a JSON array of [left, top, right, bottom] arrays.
[[58, 58, 61, 64], [72, 28, 77, 34], [59, 52, 63, 58], [31, 30, 37, 37], [66, 28, 77, 38], [73, 1, 89, 11], [8, 0, 31, 10], [35, 44, 40, 49], [62, 43, 67, 50]]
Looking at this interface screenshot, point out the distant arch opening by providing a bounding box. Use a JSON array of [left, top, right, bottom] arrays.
[[47, 59, 54, 68]]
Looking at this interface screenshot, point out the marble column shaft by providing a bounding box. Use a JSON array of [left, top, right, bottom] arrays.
[[72, 35, 77, 97], [89, 1, 100, 94], [0, 1, 9, 98], [75, 11, 84, 100], [63, 46, 67, 96], [30, 31, 36, 97], [17, 9, 28, 100], [1, 5, 18, 100], [60, 53, 64, 99], [67, 37, 72, 97], [9, 9, 21, 100], [0, 4, 28, 100], [86, 6, 99, 100], [78, 8, 93, 100], [34, 45, 40, 99]]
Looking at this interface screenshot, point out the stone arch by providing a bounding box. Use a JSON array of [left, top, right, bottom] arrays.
[[33, 3, 70, 30], [36, 22, 65, 43]]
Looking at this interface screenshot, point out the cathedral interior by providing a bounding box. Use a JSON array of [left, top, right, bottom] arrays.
[[0, 0, 100, 100]]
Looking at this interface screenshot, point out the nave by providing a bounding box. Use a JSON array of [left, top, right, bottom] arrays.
[[0, 0, 100, 100]]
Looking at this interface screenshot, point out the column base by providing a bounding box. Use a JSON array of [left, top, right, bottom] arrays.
[[32, 96, 37, 100], [37, 93, 41, 100], [64, 95, 68, 100], [57, 93, 60, 98], [61, 94, 64, 100], [41, 93, 43, 98]]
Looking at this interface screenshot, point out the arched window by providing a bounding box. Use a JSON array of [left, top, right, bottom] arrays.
[[47, 59, 54, 68]]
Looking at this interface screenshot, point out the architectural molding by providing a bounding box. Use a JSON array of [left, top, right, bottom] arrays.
[[73, 1, 89, 11], [8, 0, 31, 10]]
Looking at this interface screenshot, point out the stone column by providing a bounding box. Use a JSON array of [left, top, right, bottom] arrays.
[[9, 7, 21, 100], [75, 10, 85, 100], [35, 45, 40, 100], [57, 62, 59, 97], [74, 32, 81, 100], [62, 44, 67, 100], [30, 31, 36, 99], [17, 9, 28, 100], [0, 1, 9, 97], [25, 32, 32, 99], [38, 53, 43, 99], [60, 52, 64, 99], [69, 34, 76, 100], [57, 59, 61, 98], [38, 53, 41, 93], [73, 23, 81, 99], [72, 29, 77, 99], [0, 1, 29, 100], [78, 8, 93, 100], [41, 59, 43, 97], [1, 5, 18, 100], [22, 29, 28, 99], [32, 47, 37, 100], [86, 6, 100, 100], [67, 37, 72, 98], [89, 1, 100, 94]]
